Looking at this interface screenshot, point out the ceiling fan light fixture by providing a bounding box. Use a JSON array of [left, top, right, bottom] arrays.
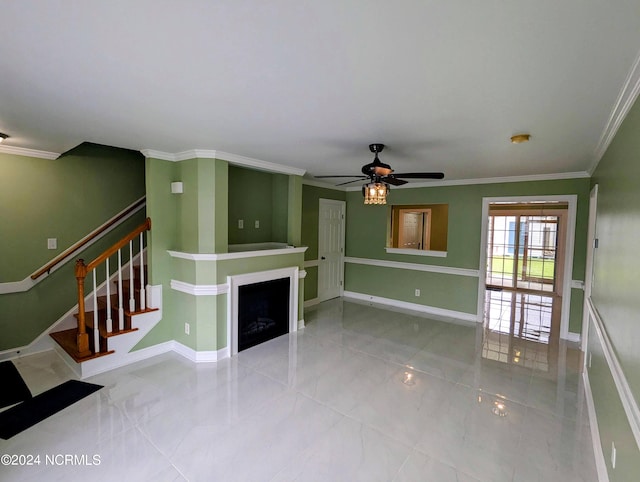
[[363, 181, 389, 205], [510, 134, 531, 144], [0, 133, 9, 143]]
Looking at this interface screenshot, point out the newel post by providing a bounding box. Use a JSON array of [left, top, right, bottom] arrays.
[[75, 259, 91, 358]]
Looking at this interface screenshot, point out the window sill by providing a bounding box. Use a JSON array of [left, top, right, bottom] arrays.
[[384, 247, 447, 258]]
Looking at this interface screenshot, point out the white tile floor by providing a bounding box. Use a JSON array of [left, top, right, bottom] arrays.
[[1, 298, 597, 481]]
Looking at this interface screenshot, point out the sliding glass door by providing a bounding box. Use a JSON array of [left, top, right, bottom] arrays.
[[486, 208, 566, 294]]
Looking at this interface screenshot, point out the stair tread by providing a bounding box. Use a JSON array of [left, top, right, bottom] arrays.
[[50, 329, 114, 363]]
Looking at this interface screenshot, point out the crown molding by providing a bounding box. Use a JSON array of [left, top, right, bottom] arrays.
[[216, 150, 306, 176], [591, 48, 640, 175], [344, 171, 590, 191], [0, 145, 60, 160], [140, 148, 306, 176]]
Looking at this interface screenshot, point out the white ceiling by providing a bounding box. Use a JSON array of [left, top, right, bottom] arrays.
[[1, 1, 640, 184]]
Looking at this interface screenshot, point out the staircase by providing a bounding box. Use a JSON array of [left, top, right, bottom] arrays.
[[49, 218, 162, 377]]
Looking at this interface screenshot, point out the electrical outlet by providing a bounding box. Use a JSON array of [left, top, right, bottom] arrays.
[[255, 220, 260, 228], [238, 219, 244, 229], [185, 323, 190, 335], [47, 238, 57, 249], [415, 289, 421, 297], [611, 441, 616, 469]]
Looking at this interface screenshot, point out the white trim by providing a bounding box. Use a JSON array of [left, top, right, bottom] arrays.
[[0, 196, 146, 294], [170, 279, 228, 296], [343, 291, 477, 324], [345, 171, 590, 191], [0, 144, 60, 160], [345, 256, 479, 278], [571, 280, 585, 290], [228, 242, 288, 252], [304, 297, 320, 308], [140, 149, 176, 161], [172, 340, 229, 363], [227, 267, 299, 356], [140, 148, 306, 176], [298, 269, 307, 279], [304, 259, 319, 268], [564, 332, 581, 344], [588, 297, 640, 451], [582, 184, 599, 352], [591, 49, 640, 174], [298, 319, 305, 329], [302, 179, 348, 191], [217, 150, 306, 176], [583, 369, 611, 482], [167, 246, 307, 261], [476, 194, 577, 335], [384, 247, 447, 258]]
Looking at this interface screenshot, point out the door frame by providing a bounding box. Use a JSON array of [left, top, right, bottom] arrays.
[[317, 198, 346, 302], [581, 184, 599, 352], [477, 194, 578, 341]]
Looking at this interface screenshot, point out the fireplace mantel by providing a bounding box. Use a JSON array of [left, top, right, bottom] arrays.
[[227, 266, 299, 356]]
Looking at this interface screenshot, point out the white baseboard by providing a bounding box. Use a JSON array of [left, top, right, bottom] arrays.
[[298, 319, 305, 329], [172, 340, 229, 363], [583, 369, 610, 482], [304, 297, 320, 308], [342, 291, 477, 324]]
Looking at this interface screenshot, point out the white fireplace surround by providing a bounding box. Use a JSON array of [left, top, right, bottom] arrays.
[[227, 266, 299, 356]]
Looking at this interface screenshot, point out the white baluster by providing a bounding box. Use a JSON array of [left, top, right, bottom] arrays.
[[105, 258, 113, 333], [139, 233, 146, 310], [129, 240, 135, 312], [117, 248, 124, 331], [93, 270, 99, 353]]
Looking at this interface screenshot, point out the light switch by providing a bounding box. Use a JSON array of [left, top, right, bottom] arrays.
[[255, 220, 260, 228], [238, 219, 244, 229], [47, 238, 57, 250]]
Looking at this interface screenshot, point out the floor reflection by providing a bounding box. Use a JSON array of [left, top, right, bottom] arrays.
[[482, 290, 561, 372]]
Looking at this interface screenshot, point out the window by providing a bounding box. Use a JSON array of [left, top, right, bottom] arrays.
[[386, 204, 448, 256]]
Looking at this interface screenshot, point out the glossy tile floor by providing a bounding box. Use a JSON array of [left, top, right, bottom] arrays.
[[1, 298, 597, 481]]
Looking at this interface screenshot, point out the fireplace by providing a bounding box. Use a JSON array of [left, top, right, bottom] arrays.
[[238, 277, 290, 351], [228, 266, 299, 355]]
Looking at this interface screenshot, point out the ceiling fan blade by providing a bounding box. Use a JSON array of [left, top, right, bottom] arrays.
[[382, 176, 408, 186], [336, 178, 367, 186], [392, 172, 445, 180]]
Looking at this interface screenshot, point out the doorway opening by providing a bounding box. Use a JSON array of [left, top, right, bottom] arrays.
[[482, 200, 570, 358], [486, 202, 568, 294]]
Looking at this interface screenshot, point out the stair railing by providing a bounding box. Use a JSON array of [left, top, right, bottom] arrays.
[[74, 218, 151, 358]]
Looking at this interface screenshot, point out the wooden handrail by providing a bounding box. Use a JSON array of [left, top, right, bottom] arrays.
[[86, 218, 151, 272], [31, 197, 146, 280], [74, 217, 151, 359]]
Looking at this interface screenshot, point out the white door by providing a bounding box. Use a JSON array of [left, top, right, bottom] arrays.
[[318, 199, 345, 302]]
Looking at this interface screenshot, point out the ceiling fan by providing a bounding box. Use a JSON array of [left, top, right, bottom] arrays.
[[314, 143, 444, 187]]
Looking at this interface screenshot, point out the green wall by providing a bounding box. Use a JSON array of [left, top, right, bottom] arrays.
[[345, 177, 590, 329], [138, 157, 305, 352], [588, 95, 640, 479], [301, 184, 346, 300], [0, 143, 146, 350], [228, 166, 289, 245]]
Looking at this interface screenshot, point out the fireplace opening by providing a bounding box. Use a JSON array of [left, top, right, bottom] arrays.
[[238, 277, 290, 352]]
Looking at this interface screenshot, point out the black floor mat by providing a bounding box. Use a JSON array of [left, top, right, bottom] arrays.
[[0, 380, 103, 439], [0, 360, 32, 409]]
